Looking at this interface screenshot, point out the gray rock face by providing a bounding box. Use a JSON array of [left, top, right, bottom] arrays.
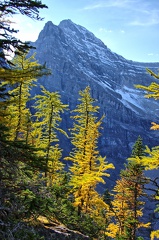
[[31, 19, 159, 184]]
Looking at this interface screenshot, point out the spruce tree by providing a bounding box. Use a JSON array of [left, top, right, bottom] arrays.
[[131, 135, 145, 158]]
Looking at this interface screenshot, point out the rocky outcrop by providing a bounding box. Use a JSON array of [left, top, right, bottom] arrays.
[[37, 216, 89, 240], [30, 20, 159, 186]]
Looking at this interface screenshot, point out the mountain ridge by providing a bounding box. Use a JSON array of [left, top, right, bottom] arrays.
[[31, 19, 159, 181]]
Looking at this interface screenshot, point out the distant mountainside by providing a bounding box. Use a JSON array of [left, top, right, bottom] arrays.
[[30, 19, 159, 183]]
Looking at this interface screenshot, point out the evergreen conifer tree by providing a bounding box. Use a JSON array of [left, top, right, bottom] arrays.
[[0, 0, 47, 64]]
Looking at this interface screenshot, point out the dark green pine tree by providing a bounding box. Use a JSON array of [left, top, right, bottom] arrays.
[[131, 135, 145, 158], [0, 0, 48, 64]]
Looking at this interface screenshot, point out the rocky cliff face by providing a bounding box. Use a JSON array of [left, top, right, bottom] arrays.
[[30, 19, 159, 184]]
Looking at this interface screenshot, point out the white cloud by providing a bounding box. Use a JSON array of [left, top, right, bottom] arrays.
[[99, 28, 113, 33], [129, 7, 159, 26], [83, 0, 137, 10], [84, 3, 103, 10], [99, 28, 126, 34], [83, 1, 159, 27], [130, 18, 159, 26], [148, 53, 159, 57]]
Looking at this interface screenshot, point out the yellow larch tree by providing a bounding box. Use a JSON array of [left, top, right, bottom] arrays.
[[2, 51, 50, 142], [65, 86, 114, 217], [33, 86, 68, 185]]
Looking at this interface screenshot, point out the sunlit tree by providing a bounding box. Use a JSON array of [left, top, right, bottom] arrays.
[[135, 69, 159, 239], [33, 86, 68, 184], [106, 136, 149, 240], [66, 86, 114, 216], [3, 51, 50, 141]]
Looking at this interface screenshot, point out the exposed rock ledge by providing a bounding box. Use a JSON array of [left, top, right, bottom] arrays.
[[37, 216, 90, 240]]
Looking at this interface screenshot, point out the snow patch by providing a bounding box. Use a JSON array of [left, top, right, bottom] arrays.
[[116, 86, 145, 114]]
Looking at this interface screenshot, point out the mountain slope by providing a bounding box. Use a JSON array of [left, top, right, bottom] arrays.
[[30, 19, 159, 180]]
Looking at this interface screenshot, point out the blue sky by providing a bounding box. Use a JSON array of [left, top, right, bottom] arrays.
[[12, 0, 159, 62]]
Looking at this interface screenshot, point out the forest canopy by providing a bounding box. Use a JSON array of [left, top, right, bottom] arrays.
[[0, 1, 159, 240]]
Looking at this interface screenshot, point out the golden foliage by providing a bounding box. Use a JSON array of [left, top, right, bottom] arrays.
[[66, 87, 114, 215], [151, 230, 159, 240], [151, 122, 159, 130], [105, 223, 119, 238], [135, 68, 159, 239]]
